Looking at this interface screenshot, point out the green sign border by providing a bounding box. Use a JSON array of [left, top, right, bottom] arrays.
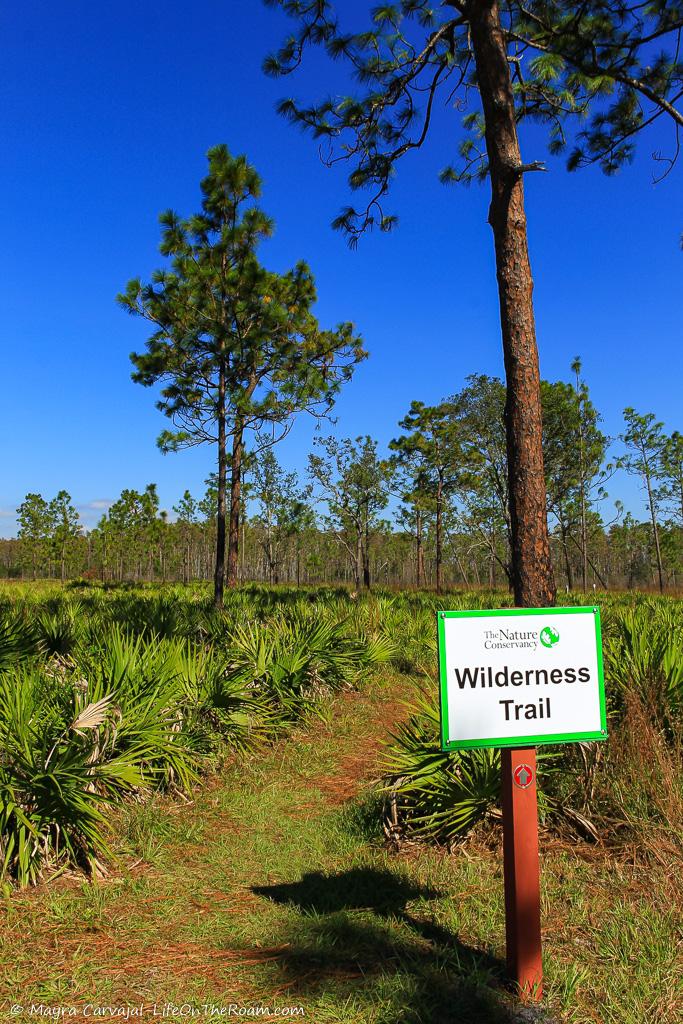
[[437, 606, 607, 752]]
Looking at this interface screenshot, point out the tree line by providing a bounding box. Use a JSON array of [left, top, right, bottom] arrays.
[[3, 385, 681, 592]]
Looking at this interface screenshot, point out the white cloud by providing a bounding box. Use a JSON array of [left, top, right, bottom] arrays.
[[81, 499, 113, 511]]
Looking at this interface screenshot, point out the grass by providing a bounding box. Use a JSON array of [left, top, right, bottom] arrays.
[[0, 659, 680, 1023]]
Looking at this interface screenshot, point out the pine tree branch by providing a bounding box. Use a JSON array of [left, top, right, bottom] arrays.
[[511, 8, 683, 128]]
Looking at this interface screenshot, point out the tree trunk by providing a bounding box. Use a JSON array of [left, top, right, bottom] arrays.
[[454, 548, 469, 585], [575, 377, 589, 591], [214, 360, 227, 607], [469, 0, 556, 609], [644, 467, 664, 593], [415, 509, 423, 588], [580, 486, 588, 591], [363, 498, 371, 589], [489, 525, 497, 586], [560, 520, 574, 590], [435, 475, 443, 594], [226, 418, 244, 589], [578, 440, 588, 592]]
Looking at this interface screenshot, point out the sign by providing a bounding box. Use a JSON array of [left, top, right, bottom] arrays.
[[438, 606, 607, 751], [437, 606, 608, 1000], [513, 763, 534, 789]]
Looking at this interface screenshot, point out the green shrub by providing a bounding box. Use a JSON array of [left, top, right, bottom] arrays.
[[0, 583, 401, 884]]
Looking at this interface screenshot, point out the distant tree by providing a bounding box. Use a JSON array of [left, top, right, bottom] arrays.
[[290, 502, 317, 587], [621, 409, 667, 592], [570, 357, 605, 591], [309, 436, 391, 589], [390, 401, 463, 593], [264, 0, 683, 608], [173, 490, 200, 584], [608, 513, 655, 589], [16, 493, 52, 579], [251, 448, 311, 584], [173, 489, 199, 527], [391, 457, 433, 587], [542, 375, 608, 590], [48, 490, 81, 582], [660, 522, 683, 586], [198, 475, 220, 580], [120, 145, 365, 606], [661, 431, 683, 527], [99, 484, 161, 581], [198, 475, 218, 524], [455, 376, 511, 586]]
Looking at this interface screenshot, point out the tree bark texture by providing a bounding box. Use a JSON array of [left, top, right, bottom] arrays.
[[468, 0, 556, 609]]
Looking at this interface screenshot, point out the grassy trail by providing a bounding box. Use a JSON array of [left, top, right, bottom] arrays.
[[1, 670, 680, 1024]]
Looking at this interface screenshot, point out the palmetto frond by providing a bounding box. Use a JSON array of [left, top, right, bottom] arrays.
[[70, 693, 116, 734]]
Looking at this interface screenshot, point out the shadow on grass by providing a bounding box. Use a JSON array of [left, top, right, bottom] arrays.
[[251, 866, 516, 1024]]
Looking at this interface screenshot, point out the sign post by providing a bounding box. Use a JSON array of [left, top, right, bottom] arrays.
[[437, 606, 606, 1000], [501, 747, 542, 997]]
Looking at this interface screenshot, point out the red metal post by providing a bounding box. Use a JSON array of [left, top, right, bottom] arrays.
[[501, 747, 543, 999]]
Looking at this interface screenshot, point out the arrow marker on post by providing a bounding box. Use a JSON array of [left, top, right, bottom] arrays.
[[513, 763, 534, 789]]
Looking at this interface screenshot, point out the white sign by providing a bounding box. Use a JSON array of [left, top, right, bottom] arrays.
[[438, 607, 607, 750]]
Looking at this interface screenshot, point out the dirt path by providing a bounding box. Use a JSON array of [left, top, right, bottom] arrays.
[[0, 671, 428, 1020]]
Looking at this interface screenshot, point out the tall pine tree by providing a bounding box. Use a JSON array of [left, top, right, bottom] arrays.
[[120, 145, 365, 606], [263, 0, 683, 606]]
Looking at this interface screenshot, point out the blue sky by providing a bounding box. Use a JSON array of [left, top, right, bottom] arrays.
[[1, 1, 681, 537]]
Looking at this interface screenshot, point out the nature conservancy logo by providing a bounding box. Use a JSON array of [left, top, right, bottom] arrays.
[[483, 623, 560, 651], [540, 625, 560, 648]]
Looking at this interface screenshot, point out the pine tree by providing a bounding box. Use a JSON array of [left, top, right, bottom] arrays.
[[390, 454, 433, 587], [252, 448, 311, 583], [455, 376, 512, 586], [621, 408, 667, 592], [309, 436, 392, 589], [48, 491, 81, 582], [661, 431, 683, 527], [263, 0, 683, 606], [173, 490, 200, 584], [99, 485, 161, 581], [16, 493, 52, 579], [542, 377, 608, 590], [390, 401, 463, 593], [120, 145, 365, 606]]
